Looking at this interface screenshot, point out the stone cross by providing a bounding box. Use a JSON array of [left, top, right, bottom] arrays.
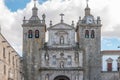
[[34, 0, 37, 7], [86, 0, 89, 7], [60, 13, 64, 23]]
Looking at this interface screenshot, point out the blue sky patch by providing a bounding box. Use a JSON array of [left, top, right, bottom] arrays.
[[40, 0, 48, 3], [101, 38, 120, 50], [4, 0, 48, 12], [4, 0, 30, 12]]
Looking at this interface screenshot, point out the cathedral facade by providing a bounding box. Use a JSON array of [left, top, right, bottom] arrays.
[[22, 1, 102, 80]]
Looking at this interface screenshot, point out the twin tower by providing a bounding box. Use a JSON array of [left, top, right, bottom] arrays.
[[22, 1, 102, 80]]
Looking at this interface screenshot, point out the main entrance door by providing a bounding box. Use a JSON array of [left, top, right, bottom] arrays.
[[54, 75, 70, 80]]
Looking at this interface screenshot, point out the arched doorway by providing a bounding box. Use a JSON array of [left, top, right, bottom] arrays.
[[54, 75, 70, 80]]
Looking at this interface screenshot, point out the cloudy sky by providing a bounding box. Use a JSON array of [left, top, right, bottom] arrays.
[[0, 0, 120, 56]]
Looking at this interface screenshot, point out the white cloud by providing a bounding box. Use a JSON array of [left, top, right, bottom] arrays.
[[0, 0, 120, 55]]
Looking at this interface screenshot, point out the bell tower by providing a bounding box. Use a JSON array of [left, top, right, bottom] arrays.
[[76, 1, 102, 80], [22, 0, 46, 80]]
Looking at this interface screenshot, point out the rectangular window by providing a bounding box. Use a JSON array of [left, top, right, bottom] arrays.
[[4, 65, 6, 75], [117, 63, 120, 71], [16, 59, 17, 67], [107, 63, 112, 71], [52, 55, 56, 65], [3, 47, 5, 58], [67, 56, 72, 65], [13, 56, 14, 65], [9, 52, 10, 64]]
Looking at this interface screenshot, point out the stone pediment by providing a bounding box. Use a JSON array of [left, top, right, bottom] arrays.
[[106, 58, 113, 63], [47, 23, 75, 30]]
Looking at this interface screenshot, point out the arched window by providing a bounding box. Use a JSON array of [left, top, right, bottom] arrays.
[[60, 36, 64, 44], [28, 30, 33, 38], [35, 30, 39, 38], [91, 30, 95, 38], [85, 30, 89, 38]]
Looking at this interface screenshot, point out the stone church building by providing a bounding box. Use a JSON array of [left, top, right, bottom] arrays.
[[22, 1, 102, 80]]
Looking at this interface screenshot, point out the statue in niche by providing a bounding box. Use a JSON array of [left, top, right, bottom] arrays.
[[60, 36, 64, 44], [75, 52, 79, 62], [45, 52, 49, 66], [45, 74, 49, 80], [45, 52, 49, 61], [60, 61, 64, 68], [75, 75, 79, 80]]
